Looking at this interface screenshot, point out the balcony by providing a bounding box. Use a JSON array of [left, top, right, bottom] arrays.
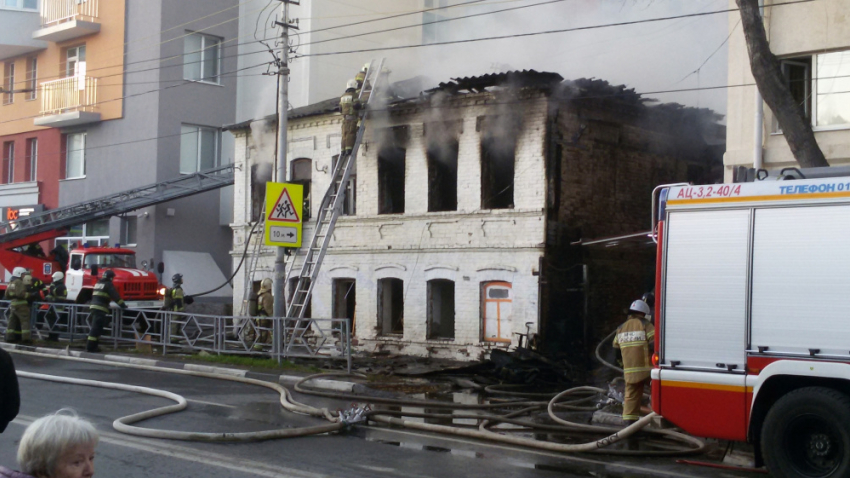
[[0, 7, 47, 60], [34, 76, 100, 127], [32, 0, 100, 43]]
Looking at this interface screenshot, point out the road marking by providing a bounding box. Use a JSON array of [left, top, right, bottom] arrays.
[[12, 416, 328, 478]]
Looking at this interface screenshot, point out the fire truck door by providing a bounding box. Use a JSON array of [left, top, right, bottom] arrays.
[[66, 253, 84, 301]]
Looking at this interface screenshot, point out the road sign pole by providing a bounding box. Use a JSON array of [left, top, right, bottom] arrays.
[[273, 0, 292, 319]]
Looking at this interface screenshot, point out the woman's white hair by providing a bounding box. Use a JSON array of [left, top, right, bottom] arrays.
[[17, 409, 98, 477]]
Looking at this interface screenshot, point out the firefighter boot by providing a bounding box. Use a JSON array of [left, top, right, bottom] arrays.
[[86, 337, 100, 353]]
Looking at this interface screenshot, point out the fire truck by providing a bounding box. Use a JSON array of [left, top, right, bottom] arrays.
[[651, 175, 850, 478], [0, 229, 163, 308]]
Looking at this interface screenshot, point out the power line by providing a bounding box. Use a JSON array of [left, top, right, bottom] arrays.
[[295, 0, 817, 58]]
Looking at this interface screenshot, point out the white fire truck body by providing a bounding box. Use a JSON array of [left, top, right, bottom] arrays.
[[653, 177, 850, 477]]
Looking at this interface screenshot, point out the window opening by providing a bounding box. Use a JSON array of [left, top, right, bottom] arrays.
[[332, 278, 356, 335], [378, 145, 406, 214], [121, 216, 137, 245], [180, 125, 219, 173], [250, 163, 270, 222], [26, 57, 36, 100], [183, 32, 222, 83], [482, 281, 512, 343], [65, 45, 86, 78], [480, 116, 519, 209], [427, 279, 455, 339], [426, 122, 459, 212], [3, 62, 14, 105], [290, 158, 312, 221], [25, 138, 36, 182], [378, 278, 404, 335], [65, 132, 86, 179], [332, 154, 356, 215], [2, 141, 13, 184]]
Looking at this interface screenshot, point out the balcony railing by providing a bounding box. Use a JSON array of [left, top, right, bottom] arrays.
[[39, 76, 97, 116], [40, 0, 98, 27]]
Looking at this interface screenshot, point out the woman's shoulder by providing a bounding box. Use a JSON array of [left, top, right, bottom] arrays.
[[0, 467, 36, 478]]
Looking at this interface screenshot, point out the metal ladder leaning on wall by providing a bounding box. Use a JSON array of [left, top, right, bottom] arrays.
[[285, 58, 385, 319]]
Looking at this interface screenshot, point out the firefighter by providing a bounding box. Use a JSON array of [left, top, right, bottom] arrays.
[[163, 273, 186, 344], [340, 79, 362, 156], [354, 63, 370, 95], [4, 268, 31, 345], [612, 299, 654, 424], [45, 271, 68, 342], [86, 270, 126, 353], [252, 278, 274, 351]]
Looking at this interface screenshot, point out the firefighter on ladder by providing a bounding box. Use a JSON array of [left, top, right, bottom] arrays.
[[340, 79, 362, 157], [87, 270, 126, 352], [4, 267, 32, 345], [612, 299, 654, 424]]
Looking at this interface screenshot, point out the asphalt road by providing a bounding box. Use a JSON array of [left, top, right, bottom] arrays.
[[0, 353, 760, 478]]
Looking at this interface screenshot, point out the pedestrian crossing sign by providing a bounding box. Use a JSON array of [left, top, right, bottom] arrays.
[[264, 182, 303, 247]]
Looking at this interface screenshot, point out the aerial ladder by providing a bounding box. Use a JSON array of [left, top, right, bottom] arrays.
[[0, 164, 235, 244], [285, 59, 385, 320]]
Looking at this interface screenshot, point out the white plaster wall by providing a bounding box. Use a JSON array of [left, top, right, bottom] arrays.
[[229, 92, 548, 359]]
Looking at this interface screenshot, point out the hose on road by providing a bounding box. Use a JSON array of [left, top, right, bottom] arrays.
[[10, 348, 705, 456]]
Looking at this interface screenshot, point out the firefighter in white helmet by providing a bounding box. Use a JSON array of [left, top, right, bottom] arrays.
[[4, 267, 31, 344], [612, 299, 655, 424], [45, 271, 68, 342]]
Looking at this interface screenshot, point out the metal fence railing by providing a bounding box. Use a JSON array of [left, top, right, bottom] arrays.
[[0, 301, 352, 372], [40, 0, 99, 26], [40, 76, 98, 116]]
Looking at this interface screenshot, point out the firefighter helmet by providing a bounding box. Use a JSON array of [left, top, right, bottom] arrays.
[[11, 267, 26, 278], [629, 300, 650, 317], [260, 278, 272, 291], [346, 79, 358, 90], [52, 271, 64, 282], [361, 63, 369, 72], [103, 270, 116, 281], [172, 273, 183, 285]]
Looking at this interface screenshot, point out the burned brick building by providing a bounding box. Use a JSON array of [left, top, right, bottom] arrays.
[[225, 70, 723, 360]]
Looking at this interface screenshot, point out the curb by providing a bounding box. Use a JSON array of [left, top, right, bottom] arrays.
[[1, 343, 355, 393]]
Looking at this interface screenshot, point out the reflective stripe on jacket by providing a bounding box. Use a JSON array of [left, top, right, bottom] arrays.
[[613, 314, 655, 383]]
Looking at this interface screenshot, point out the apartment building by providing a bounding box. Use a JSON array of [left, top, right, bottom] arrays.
[[226, 71, 722, 360], [0, 0, 239, 299], [724, 0, 850, 176]]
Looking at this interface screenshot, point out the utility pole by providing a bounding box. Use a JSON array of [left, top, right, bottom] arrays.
[[273, 0, 298, 318]]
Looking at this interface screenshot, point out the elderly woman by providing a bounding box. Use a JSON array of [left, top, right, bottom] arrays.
[[0, 409, 98, 478]]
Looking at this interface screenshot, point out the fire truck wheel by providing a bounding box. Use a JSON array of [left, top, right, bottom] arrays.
[[762, 386, 850, 478]]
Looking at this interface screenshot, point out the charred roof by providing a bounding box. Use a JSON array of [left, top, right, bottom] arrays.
[[427, 70, 564, 95]]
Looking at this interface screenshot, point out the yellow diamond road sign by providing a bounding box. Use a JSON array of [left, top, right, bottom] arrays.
[[264, 182, 303, 247]]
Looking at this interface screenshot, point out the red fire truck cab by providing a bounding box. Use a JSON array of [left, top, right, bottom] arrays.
[[652, 178, 850, 478], [0, 229, 163, 308]]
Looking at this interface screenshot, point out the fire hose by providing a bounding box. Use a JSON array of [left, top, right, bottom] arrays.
[[10, 349, 704, 456]]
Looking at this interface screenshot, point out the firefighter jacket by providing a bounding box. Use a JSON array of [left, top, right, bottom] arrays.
[[339, 89, 361, 117], [6, 278, 27, 308], [612, 314, 655, 383], [46, 282, 67, 302], [257, 290, 273, 317], [91, 278, 125, 313], [355, 70, 366, 89], [171, 286, 185, 312]]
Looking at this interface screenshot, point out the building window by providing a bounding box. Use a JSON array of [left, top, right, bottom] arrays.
[[184, 32, 222, 84], [481, 136, 516, 209], [65, 132, 86, 179], [55, 219, 110, 250], [65, 45, 86, 78], [180, 125, 219, 173], [250, 163, 269, 222], [427, 136, 458, 212], [332, 278, 356, 335], [332, 154, 356, 216], [482, 281, 512, 343], [2, 141, 13, 184], [378, 145, 406, 214], [378, 278, 403, 336], [777, 51, 850, 130], [3, 61, 14, 105], [25, 57, 36, 100], [2, 0, 38, 10], [121, 216, 137, 246], [290, 158, 311, 220], [427, 279, 455, 339], [24, 138, 36, 182]]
